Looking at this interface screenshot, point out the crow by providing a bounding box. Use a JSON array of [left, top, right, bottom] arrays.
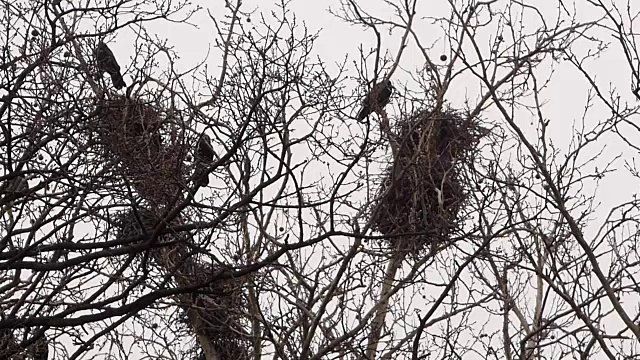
[[357, 79, 395, 121], [94, 41, 126, 90], [197, 134, 215, 163], [195, 134, 215, 186]]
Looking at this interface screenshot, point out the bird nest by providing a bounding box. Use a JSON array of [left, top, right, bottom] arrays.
[[96, 95, 163, 153], [370, 108, 485, 256], [180, 266, 250, 360], [95, 96, 189, 206], [0, 328, 20, 359], [116, 208, 188, 258], [117, 208, 250, 358]]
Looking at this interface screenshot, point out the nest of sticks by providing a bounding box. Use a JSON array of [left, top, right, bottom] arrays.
[[115, 208, 186, 256], [94, 96, 189, 206], [117, 208, 250, 358], [180, 266, 251, 360], [370, 107, 485, 255], [95, 95, 162, 154]]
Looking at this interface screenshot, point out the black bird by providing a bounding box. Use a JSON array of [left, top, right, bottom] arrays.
[[195, 134, 215, 186], [197, 134, 215, 163], [357, 79, 395, 121], [94, 41, 126, 90]]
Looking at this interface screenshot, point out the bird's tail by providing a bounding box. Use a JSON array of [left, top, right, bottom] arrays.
[[110, 71, 126, 90], [357, 106, 370, 121], [197, 171, 209, 186], [194, 164, 210, 186]]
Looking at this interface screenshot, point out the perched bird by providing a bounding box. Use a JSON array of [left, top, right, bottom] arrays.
[[196, 134, 215, 163], [94, 41, 126, 90], [357, 79, 395, 121], [195, 134, 215, 186]]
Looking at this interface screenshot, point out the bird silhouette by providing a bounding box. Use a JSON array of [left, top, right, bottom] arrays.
[[197, 134, 215, 163], [195, 134, 215, 186], [94, 41, 126, 90], [357, 79, 395, 121]]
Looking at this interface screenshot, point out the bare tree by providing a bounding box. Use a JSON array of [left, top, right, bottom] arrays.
[[1, 0, 639, 359]]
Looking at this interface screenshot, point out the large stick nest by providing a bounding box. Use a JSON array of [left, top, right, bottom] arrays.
[[95, 96, 189, 206], [180, 265, 251, 360], [115, 208, 189, 258], [0, 327, 20, 359], [116, 208, 250, 359], [370, 108, 485, 255]]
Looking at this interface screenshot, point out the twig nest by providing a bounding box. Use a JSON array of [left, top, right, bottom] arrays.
[[95, 96, 188, 206], [117, 207, 250, 358], [96, 96, 162, 152], [116, 208, 185, 248], [370, 107, 485, 256], [179, 265, 251, 360]]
